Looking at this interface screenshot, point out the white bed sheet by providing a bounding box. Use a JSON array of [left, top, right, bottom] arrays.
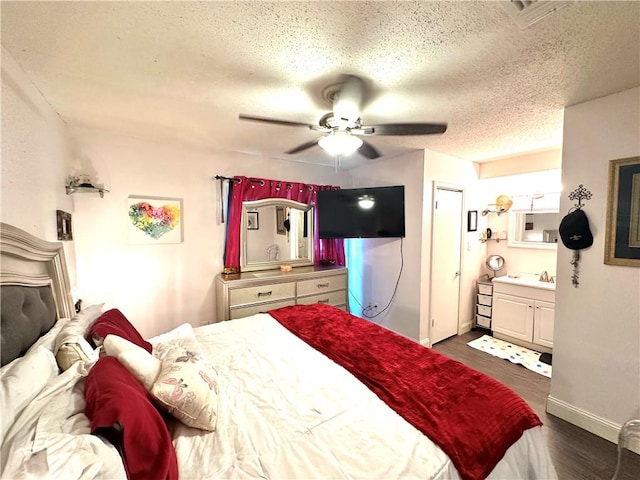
[[1, 361, 126, 480], [172, 314, 557, 479]]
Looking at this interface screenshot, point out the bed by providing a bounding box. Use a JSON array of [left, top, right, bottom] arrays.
[[0, 222, 557, 480]]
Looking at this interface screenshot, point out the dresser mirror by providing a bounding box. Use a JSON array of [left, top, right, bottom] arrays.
[[240, 199, 314, 272], [508, 210, 560, 249]]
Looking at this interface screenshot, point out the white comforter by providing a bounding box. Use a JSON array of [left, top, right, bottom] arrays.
[[1, 362, 126, 480], [171, 314, 557, 479]]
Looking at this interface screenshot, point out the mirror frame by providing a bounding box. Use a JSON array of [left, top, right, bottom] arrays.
[[507, 209, 559, 250], [240, 198, 314, 272]]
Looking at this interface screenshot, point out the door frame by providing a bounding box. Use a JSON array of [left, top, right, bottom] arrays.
[[428, 181, 465, 346]]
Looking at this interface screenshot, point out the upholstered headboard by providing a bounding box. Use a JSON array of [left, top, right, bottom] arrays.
[[0, 223, 74, 366]]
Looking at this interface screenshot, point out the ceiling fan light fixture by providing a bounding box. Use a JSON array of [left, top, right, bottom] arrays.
[[318, 131, 363, 156]]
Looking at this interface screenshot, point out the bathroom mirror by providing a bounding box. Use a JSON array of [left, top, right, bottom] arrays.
[[240, 199, 314, 272], [508, 210, 560, 250]]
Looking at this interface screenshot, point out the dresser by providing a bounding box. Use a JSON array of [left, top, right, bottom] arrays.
[[475, 277, 493, 330], [215, 266, 348, 321]]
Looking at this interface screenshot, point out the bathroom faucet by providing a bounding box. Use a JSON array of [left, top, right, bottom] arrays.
[[539, 271, 549, 282]]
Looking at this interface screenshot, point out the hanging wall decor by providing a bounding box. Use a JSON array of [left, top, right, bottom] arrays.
[[604, 156, 640, 266], [560, 184, 593, 287], [127, 195, 183, 244]]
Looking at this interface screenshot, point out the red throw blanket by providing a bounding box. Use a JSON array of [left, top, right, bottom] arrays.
[[270, 304, 542, 480]]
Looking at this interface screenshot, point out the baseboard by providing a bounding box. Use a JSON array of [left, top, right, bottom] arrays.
[[546, 395, 640, 454], [420, 337, 430, 347], [459, 320, 473, 334]]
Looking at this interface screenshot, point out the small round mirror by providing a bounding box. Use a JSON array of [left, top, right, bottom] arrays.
[[486, 254, 505, 276]]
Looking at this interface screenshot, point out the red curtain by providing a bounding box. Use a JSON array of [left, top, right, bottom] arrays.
[[223, 176, 345, 270]]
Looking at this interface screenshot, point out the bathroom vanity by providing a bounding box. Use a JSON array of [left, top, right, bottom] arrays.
[[491, 276, 555, 353]]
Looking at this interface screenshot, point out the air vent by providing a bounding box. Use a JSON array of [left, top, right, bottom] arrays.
[[502, 0, 572, 29]]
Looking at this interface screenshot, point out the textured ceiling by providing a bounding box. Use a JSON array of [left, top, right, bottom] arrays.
[[2, 1, 639, 168]]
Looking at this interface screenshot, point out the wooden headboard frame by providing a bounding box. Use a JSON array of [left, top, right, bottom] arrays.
[[1, 222, 74, 320]]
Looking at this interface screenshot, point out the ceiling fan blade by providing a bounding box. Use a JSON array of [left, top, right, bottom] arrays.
[[365, 123, 448, 136], [285, 139, 320, 154], [239, 114, 314, 129], [358, 140, 381, 160]]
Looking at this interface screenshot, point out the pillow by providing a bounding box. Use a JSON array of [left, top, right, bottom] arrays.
[[86, 309, 152, 353], [1, 347, 58, 441], [84, 356, 178, 480], [103, 335, 161, 390], [150, 323, 201, 360], [151, 344, 219, 431]]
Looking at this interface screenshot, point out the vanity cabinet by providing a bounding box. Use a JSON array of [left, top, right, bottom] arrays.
[[492, 278, 555, 352], [216, 266, 348, 321]]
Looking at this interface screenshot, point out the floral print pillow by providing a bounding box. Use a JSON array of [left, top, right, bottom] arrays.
[[151, 344, 219, 431]]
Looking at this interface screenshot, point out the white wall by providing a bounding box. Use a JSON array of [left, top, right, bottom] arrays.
[[421, 151, 483, 342], [480, 170, 562, 278], [548, 87, 640, 443], [67, 128, 346, 337], [346, 151, 425, 340], [1, 47, 78, 286]]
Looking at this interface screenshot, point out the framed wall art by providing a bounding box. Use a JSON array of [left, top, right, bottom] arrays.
[[276, 206, 286, 235], [604, 156, 640, 266], [127, 195, 183, 244], [246, 211, 259, 230], [467, 210, 478, 232]]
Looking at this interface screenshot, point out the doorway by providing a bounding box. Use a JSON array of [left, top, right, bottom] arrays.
[[430, 184, 463, 345]]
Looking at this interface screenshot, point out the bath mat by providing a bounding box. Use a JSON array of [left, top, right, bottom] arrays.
[[467, 335, 552, 378]]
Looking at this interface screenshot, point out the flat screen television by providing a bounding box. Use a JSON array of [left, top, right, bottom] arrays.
[[317, 186, 405, 239]]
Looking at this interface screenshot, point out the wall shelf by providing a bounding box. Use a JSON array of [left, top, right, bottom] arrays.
[[65, 186, 109, 198], [479, 237, 506, 244]]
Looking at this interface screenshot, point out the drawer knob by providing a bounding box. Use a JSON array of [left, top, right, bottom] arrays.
[[318, 299, 330, 304], [317, 283, 330, 288], [257, 291, 273, 297]]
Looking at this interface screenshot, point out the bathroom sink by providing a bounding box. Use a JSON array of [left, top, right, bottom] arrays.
[[493, 275, 556, 291]]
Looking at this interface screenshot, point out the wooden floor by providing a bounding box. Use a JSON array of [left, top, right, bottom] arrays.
[[432, 330, 639, 480]]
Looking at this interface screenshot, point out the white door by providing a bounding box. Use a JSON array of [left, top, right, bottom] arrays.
[[430, 186, 463, 345]]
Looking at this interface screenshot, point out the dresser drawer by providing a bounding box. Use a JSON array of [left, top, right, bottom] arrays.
[[229, 299, 296, 319], [229, 282, 295, 307], [478, 283, 493, 295], [297, 290, 347, 307], [297, 274, 347, 297], [477, 304, 492, 317]]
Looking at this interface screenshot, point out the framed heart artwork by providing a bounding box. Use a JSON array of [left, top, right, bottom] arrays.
[[127, 195, 183, 244]]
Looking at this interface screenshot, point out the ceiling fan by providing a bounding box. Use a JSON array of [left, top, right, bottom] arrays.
[[239, 75, 447, 160]]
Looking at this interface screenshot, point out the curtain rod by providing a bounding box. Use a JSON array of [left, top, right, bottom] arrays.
[[213, 175, 235, 181]]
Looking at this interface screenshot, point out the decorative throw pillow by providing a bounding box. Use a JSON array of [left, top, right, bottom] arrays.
[[84, 356, 178, 480], [103, 335, 161, 391], [86, 309, 152, 353], [151, 344, 219, 431]]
